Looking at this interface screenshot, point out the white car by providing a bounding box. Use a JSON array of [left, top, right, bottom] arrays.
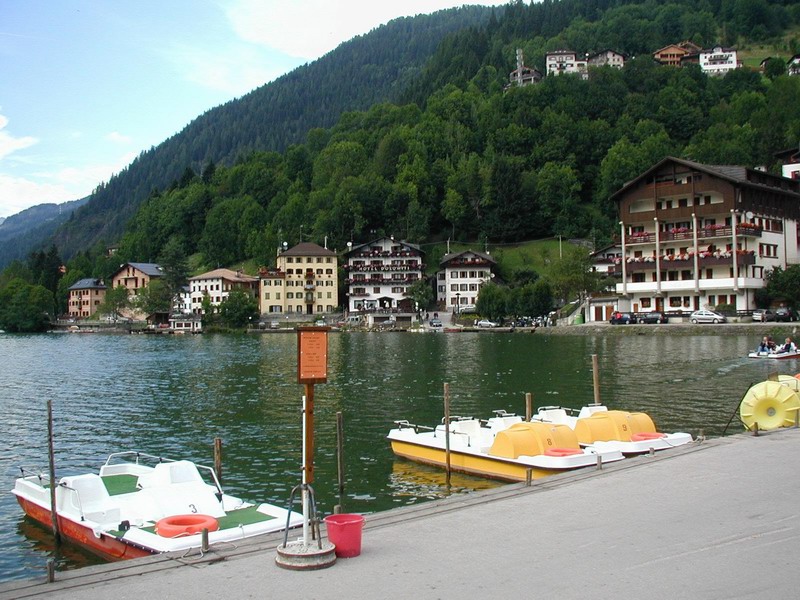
[[476, 319, 498, 328], [690, 309, 727, 324]]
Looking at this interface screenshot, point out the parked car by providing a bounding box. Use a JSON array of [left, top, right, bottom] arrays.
[[639, 311, 668, 324], [429, 318, 442, 328], [690, 309, 727, 324], [752, 309, 776, 322], [476, 319, 498, 328], [775, 307, 798, 322], [459, 304, 477, 314], [609, 312, 636, 325]]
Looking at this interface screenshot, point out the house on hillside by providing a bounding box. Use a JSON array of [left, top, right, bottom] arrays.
[[259, 242, 338, 316], [587, 50, 626, 69], [507, 48, 542, 88], [344, 237, 424, 326], [653, 41, 701, 66], [775, 145, 800, 180], [698, 46, 739, 76], [545, 50, 587, 79], [610, 157, 800, 317], [67, 278, 106, 319], [788, 54, 800, 76], [436, 250, 497, 311], [189, 268, 259, 316]]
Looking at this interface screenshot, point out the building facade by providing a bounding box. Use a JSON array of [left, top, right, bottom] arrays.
[[508, 48, 542, 88], [344, 238, 424, 314], [653, 41, 701, 67], [545, 50, 587, 78], [189, 268, 259, 315], [67, 278, 106, 319], [259, 242, 339, 315], [436, 250, 496, 310], [110, 262, 163, 295], [587, 50, 626, 69], [611, 157, 800, 316], [698, 46, 739, 76]]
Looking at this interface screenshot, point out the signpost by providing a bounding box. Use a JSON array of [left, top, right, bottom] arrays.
[[276, 326, 336, 570]]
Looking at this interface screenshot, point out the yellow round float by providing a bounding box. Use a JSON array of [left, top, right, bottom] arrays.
[[739, 380, 800, 431]]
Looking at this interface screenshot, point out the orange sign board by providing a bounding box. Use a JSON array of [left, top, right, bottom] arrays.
[[297, 327, 328, 383]]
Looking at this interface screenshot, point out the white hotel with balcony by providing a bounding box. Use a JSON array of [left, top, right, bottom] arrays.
[[606, 157, 800, 320]]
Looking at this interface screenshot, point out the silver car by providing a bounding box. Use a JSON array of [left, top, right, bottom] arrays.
[[690, 309, 727, 324]]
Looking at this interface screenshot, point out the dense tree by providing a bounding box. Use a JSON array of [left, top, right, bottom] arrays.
[[97, 286, 131, 321], [0, 279, 54, 332], [218, 289, 260, 328]]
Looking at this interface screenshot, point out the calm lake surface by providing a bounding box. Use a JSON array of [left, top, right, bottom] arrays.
[[0, 330, 792, 582]]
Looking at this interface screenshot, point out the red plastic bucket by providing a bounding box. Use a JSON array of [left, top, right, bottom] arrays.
[[324, 514, 365, 558]]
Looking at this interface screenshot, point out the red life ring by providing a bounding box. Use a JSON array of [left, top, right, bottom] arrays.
[[155, 514, 219, 538], [630, 432, 667, 442], [544, 447, 583, 457]]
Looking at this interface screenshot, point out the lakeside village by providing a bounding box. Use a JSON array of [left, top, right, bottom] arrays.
[[64, 153, 800, 335]]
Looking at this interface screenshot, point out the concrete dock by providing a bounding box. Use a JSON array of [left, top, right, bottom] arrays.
[[3, 429, 798, 600]]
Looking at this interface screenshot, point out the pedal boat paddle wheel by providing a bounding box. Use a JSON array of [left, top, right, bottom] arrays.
[[739, 378, 800, 431]]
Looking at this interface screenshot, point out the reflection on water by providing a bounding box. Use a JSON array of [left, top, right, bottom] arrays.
[[0, 330, 795, 581]]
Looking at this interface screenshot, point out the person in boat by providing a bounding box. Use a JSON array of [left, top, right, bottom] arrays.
[[757, 337, 770, 353], [767, 335, 777, 351], [777, 337, 797, 354]]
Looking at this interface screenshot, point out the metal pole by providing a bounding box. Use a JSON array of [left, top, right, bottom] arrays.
[[444, 383, 451, 486], [592, 354, 601, 405], [335, 411, 345, 514], [47, 400, 60, 544], [525, 392, 532, 421]]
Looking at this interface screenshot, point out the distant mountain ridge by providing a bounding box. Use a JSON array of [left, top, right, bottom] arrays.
[[0, 198, 88, 268]]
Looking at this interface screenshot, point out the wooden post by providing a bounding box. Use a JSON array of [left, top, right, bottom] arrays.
[[525, 392, 533, 421], [46, 559, 55, 583], [334, 411, 345, 514], [213, 437, 223, 482], [444, 383, 451, 487], [47, 400, 60, 545], [592, 354, 601, 405]]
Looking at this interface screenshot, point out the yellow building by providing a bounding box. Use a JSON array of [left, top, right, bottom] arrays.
[[67, 278, 107, 319], [260, 242, 338, 315]]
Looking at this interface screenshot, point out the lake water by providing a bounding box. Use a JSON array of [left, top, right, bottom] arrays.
[[0, 330, 791, 582]]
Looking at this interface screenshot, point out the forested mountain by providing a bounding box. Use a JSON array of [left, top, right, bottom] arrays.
[[0, 198, 88, 268], [44, 6, 496, 259], [5, 0, 800, 308], [104, 0, 800, 275]]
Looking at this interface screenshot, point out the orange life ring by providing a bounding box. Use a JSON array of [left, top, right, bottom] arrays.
[[544, 447, 583, 457], [630, 432, 667, 442], [155, 514, 219, 538]]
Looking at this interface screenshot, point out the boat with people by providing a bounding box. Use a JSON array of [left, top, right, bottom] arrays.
[[387, 411, 625, 482], [12, 451, 303, 560], [748, 336, 799, 359], [530, 404, 694, 454], [747, 351, 800, 359]]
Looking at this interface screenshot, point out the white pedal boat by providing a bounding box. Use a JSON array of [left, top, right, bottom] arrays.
[[12, 451, 303, 560]]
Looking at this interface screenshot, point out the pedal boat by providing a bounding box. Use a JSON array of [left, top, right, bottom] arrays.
[[12, 451, 303, 560], [531, 405, 693, 455], [387, 412, 624, 482], [747, 351, 800, 360]]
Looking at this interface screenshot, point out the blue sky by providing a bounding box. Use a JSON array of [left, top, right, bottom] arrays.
[[0, 0, 507, 219]]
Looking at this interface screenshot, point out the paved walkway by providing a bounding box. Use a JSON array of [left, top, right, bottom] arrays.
[[3, 429, 798, 600]]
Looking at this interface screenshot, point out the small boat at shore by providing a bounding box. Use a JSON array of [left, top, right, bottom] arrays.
[[387, 412, 625, 482], [12, 451, 303, 560], [531, 405, 693, 454], [747, 351, 800, 360]]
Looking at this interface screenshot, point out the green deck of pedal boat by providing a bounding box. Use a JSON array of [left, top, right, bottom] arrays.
[[101, 473, 276, 535]]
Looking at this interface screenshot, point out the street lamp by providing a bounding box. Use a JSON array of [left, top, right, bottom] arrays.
[[455, 292, 461, 315]]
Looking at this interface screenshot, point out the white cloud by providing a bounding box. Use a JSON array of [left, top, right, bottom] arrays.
[[0, 113, 38, 161], [0, 151, 137, 218], [224, 0, 507, 60], [170, 42, 289, 95], [106, 131, 132, 144]]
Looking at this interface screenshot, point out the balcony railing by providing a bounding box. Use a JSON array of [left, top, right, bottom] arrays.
[[345, 264, 425, 272], [612, 251, 756, 274], [625, 225, 762, 245]]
